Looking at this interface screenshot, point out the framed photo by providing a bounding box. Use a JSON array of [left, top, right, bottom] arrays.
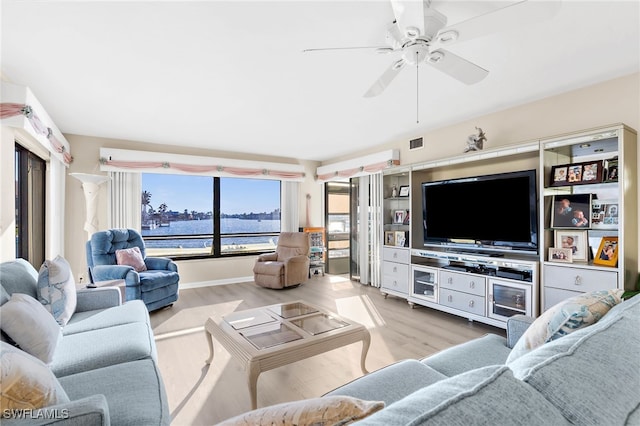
[[580, 161, 603, 183], [551, 161, 602, 186], [549, 247, 573, 263], [393, 210, 405, 224], [384, 231, 395, 246], [591, 199, 619, 229], [394, 231, 406, 247], [398, 185, 410, 197], [550, 165, 569, 186], [554, 229, 589, 262], [593, 236, 619, 267], [551, 194, 592, 228], [567, 164, 583, 183], [604, 158, 619, 182]]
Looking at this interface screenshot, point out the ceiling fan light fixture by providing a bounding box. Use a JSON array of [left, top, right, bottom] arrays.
[[427, 51, 444, 64], [404, 26, 420, 39], [436, 30, 458, 44]]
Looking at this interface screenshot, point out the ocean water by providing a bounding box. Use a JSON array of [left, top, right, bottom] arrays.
[[142, 218, 280, 248]]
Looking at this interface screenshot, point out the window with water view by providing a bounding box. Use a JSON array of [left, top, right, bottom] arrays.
[[141, 174, 281, 257]]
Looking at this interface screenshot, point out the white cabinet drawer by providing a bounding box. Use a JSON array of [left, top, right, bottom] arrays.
[[440, 288, 485, 316], [382, 262, 409, 294], [440, 270, 486, 297], [383, 261, 409, 281], [383, 247, 410, 263], [543, 265, 618, 294], [544, 287, 582, 311]]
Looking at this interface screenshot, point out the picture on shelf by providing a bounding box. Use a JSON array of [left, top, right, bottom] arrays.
[[393, 210, 405, 224], [403, 210, 410, 225], [581, 161, 602, 183], [554, 229, 589, 262], [593, 236, 619, 267], [551, 194, 592, 228], [551, 166, 568, 185], [549, 247, 572, 263], [394, 231, 406, 247], [550, 161, 602, 186], [384, 231, 395, 246], [604, 158, 619, 182], [591, 199, 619, 229], [398, 185, 410, 197], [567, 164, 583, 183]]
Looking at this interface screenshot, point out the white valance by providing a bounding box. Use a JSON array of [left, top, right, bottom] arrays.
[[316, 149, 399, 182], [99, 148, 306, 181], [1, 82, 72, 166]]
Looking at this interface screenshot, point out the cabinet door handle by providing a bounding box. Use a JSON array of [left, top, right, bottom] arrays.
[[448, 277, 453, 284], [469, 300, 475, 308], [574, 275, 582, 286], [393, 280, 397, 287], [448, 295, 453, 302], [393, 253, 398, 259], [470, 281, 475, 289], [393, 267, 397, 273]]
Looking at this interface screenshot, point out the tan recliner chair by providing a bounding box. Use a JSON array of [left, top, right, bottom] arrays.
[[253, 232, 311, 289]]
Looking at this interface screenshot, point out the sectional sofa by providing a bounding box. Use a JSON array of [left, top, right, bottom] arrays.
[[0, 258, 169, 425], [326, 291, 640, 425]]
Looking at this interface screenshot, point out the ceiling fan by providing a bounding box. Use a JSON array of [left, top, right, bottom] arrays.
[[304, 0, 561, 98]]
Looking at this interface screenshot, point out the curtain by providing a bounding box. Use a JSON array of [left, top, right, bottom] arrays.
[[369, 173, 383, 288], [46, 156, 66, 257], [108, 171, 141, 230], [358, 175, 370, 285], [281, 181, 300, 232]]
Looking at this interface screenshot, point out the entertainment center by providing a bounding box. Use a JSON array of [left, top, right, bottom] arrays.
[[380, 123, 637, 329]]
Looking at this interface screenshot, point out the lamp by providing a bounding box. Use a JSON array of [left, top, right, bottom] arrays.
[[70, 173, 110, 239]]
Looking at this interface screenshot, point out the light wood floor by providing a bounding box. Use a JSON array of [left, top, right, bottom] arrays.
[[149, 274, 504, 425]]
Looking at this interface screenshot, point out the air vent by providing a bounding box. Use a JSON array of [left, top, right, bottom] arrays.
[[410, 137, 423, 150]]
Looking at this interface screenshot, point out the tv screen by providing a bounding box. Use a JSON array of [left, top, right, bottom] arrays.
[[422, 169, 538, 254]]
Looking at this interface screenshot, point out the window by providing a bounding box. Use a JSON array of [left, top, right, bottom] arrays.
[[141, 174, 281, 258]]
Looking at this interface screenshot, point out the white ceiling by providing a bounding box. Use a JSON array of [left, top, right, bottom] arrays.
[[1, 1, 638, 162]]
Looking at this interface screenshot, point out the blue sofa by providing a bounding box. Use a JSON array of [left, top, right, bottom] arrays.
[[326, 294, 640, 425], [0, 259, 170, 426]]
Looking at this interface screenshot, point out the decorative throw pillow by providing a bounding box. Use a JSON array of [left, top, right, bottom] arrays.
[[116, 247, 147, 272], [217, 396, 385, 426], [0, 293, 62, 364], [37, 256, 77, 326], [507, 289, 624, 363], [0, 342, 69, 411]]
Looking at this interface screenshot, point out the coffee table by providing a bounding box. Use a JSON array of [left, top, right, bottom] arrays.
[[204, 300, 370, 409]]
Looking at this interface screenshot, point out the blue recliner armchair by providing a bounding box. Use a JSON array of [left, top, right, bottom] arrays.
[[86, 228, 179, 311]]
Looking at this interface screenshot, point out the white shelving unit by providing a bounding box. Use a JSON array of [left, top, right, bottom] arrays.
[[539, 124, 638, 310]]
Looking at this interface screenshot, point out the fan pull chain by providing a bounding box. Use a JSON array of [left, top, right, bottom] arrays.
[[416, 51, 420, 124]]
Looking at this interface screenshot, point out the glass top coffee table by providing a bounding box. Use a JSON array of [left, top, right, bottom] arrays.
[[204, 300, 370, 409]]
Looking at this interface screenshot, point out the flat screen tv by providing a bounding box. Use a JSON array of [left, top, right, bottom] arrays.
[[422, 169, 538, 255]]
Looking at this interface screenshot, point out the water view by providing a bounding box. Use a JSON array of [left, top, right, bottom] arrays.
[[141, 174, 281, 255]]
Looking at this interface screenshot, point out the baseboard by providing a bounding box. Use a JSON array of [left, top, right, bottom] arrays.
[[179, 276, 254, 290]]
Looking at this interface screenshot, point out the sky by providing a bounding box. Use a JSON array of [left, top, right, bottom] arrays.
[[142, 174, 280, 214]]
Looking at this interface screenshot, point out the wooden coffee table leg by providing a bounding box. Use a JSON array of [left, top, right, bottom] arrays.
[[205, 330, 214, 364], [360, 331, 371, 374], [247, 361, 261, 410]]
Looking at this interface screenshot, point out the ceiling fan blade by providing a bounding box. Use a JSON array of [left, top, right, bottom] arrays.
[[386, 21, 404, 48], [303, 46, 391, 53], [426, 49, 488, 85], [390, 0, 428, 38], [433, 0, 562, 46], [363, 59, 406, 97]]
